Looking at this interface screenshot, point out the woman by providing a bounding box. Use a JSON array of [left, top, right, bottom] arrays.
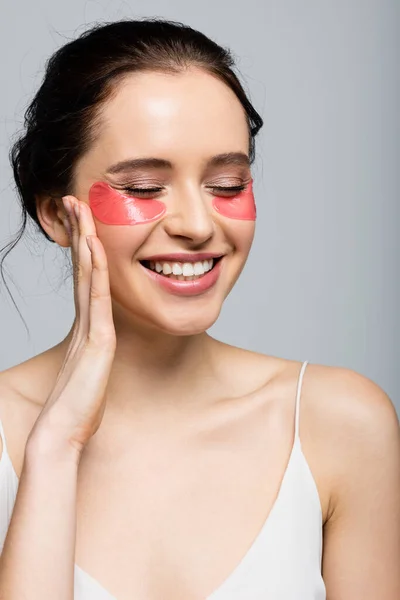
[[0, 18, 398, 600]]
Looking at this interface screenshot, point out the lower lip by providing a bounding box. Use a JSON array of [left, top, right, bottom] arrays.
[[139, 258, 223, 296]]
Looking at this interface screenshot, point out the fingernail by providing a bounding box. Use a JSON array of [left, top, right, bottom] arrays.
[[62, 197, 71, 213]]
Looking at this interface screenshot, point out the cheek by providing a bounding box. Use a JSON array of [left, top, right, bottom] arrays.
[[226, 221, 255, 255], [212, 180, 256, 221], [89, 181, 166, 225], [94, 224, 151, 267]]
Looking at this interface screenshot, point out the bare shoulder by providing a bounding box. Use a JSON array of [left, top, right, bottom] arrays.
[[302, 362, 399, 460], [0, 361, 46, 476], [301, 362, 399, 520], [233, 349, 399, 524], [302, 362, 398, 440]]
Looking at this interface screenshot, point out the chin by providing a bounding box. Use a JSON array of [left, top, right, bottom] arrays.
[[149, 302, 223, 336], [111, 291, 224, 337]]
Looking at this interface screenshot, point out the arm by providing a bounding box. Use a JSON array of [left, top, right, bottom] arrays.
[[0, 193, 116, 599], [321, 370, 400, 599], [0, 429, 79, 600]]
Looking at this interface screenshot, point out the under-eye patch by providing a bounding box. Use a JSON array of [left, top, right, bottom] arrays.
[[212, 180, 256, 220], [89, 181, 166, 225], [88, 179, 256, 226]]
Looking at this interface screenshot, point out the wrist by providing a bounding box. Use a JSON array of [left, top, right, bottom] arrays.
[[25, 426, 82, 472]]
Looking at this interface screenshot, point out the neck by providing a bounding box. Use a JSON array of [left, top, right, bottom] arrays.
[[56, 316, 222, 418]]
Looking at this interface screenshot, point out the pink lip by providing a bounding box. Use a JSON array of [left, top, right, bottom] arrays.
[[139, 257, 223, 296], [140, 252, 224, 262]]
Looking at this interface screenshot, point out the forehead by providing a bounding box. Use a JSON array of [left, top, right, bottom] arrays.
[[92, 68, 249, 165]]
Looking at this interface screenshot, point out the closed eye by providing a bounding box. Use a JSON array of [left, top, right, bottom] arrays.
[[122, 185, 247, 198], [123, 187, 163, 196], [209, 185, 247, 196]]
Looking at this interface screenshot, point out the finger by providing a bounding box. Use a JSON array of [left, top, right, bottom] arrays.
[[79, 200, 98, 237], [78, 201, 101, 319], [48, 199, 98, 402], [73, 200, 93, 337], [85, 235, 116, 347], [63, 195, 81, 320], [64, 196, 95, 342]]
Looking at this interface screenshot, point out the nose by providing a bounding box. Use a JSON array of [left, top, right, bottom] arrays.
[[163, 185, 215, 245]]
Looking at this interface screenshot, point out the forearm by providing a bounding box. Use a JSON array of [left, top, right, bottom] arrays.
[[0, 442, 79, 600]]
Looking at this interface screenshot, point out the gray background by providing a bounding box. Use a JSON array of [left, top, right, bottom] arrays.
[[0, 1, 398, 413]]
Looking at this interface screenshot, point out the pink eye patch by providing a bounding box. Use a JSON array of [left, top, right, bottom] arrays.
[[212, 180, 256, 220], [89, 181, 166, 225], [88, 179, 256, 226]]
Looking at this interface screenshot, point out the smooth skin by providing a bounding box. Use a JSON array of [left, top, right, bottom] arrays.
[[0, 67, 399, 599]]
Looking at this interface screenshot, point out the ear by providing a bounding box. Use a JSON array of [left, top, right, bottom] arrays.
[[35, 195, 71, 247]]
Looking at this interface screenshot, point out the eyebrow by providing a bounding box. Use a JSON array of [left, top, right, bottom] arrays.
[[106, 152, 250, 174]]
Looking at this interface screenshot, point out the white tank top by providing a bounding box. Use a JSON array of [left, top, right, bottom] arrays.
[[0, 360, 326, 599]]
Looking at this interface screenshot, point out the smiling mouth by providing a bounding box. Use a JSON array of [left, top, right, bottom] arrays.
[[139, 256, 223, 281]]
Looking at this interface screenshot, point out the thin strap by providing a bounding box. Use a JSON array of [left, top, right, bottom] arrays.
[[294, 361, 309, 441], [0, 417, 9, 457]]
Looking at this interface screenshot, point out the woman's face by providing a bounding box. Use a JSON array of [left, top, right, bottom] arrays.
[[73, 67, 256, 335]]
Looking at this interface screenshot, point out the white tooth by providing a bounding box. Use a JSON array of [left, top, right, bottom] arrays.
[[150, 261, 155, 270], [193, 261, 205, 275], [172, 263, 183, 275], [176, 275, 185, 280], [162, 263, 172, 275], [202, 260, 209, 272], [209, 258, 214, 270], [182, 262, 194, 276], [155, 262, 163, 273]]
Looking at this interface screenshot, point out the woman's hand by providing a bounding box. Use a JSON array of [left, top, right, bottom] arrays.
[[28, 195, 116, 461]]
